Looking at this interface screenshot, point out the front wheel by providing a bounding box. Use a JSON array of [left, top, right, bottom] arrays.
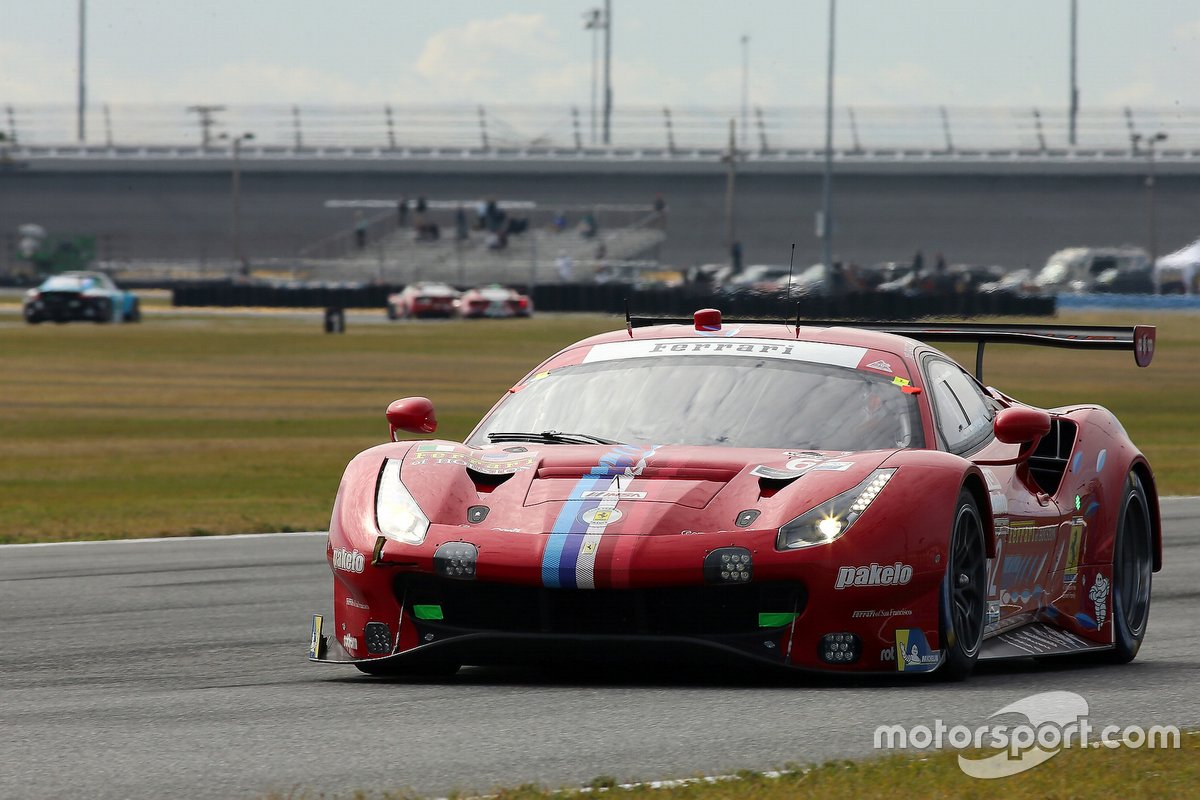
[[93, 298, 113, 323], [938, 489, 987, 681], [123, 298, 141, 323], [1103, 472, 1153, 664]]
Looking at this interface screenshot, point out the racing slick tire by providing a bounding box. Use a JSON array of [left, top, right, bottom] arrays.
[[1102, 472, 1153, 664], [123, 298, 141, 323], [24, 307, 42, 325], [937, 489, 987, 681], [386, 304, 398, 321], [93, 298, 113, 323], [354, 658, 461, 678]]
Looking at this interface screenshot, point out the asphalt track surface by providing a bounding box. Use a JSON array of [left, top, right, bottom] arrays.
[[1, 499, 1198, 800]]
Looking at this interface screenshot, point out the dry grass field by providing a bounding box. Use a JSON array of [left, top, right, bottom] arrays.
[[0, 308, 1195, 543]]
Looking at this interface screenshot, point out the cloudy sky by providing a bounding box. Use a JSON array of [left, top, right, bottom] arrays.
[[3, 1, 1198, 109]]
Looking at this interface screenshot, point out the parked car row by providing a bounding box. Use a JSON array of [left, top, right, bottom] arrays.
[[386, 283, 533, 320]]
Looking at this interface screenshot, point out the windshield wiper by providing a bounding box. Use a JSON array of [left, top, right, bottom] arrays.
[[487, 430, 625, 446]]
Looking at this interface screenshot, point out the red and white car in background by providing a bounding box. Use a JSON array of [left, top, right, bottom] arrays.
[[386, 283, 461, 320], [458, 284, 534, 319]]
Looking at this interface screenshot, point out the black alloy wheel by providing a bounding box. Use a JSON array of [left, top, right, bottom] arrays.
[[938, 490, 988, 681], [1104, 473, 1153, 663]]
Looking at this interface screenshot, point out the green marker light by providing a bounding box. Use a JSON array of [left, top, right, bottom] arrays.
[[413, 604, 444, 620], [1075, 495, 1082, 511], [758, 612, 799, 628]]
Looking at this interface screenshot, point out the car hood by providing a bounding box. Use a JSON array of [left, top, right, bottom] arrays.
[[397, 442, 896, 536]]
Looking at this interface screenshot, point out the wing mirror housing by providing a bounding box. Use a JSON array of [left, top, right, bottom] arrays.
[[993, 406, 1051, 445], [386, 397, 437, 441], [974, 406, 1051, 467]]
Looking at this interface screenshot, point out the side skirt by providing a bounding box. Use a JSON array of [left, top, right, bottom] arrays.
[[979, 621, 1114, 660]]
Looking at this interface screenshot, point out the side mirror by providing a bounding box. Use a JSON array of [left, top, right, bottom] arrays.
[[993, 406, 1051, 446], [386, 397, 437, 441]]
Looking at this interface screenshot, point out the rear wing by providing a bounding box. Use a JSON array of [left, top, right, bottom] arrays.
[[625, 313, 1157, 382]]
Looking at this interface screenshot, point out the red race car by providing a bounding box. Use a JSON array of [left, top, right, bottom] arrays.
[[457, 284, 533, 318], [386, 282, 460, 320], [309, 309, 1159, 680]]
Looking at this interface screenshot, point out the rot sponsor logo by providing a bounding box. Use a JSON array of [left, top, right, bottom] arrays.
[[835, 562, 914, 589]]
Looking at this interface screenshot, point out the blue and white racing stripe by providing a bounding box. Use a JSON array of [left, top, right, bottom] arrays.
[[540, 444, 657, 589]]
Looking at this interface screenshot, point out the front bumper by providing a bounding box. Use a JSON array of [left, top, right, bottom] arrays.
[[314, 526, 945, 674]]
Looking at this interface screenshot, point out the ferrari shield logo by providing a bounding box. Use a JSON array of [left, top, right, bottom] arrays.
[[581, 507, 622, 526]]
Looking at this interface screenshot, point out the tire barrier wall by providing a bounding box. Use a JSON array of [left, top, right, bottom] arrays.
[[171, 281, 1055, 319]]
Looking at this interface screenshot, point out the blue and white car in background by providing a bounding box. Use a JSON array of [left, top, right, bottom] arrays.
[[23, 271, 141, 324]]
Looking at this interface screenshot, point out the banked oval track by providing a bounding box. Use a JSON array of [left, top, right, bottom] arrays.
[[1, 498, 1198, 800]]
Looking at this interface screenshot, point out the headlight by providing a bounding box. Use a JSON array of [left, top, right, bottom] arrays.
[[776, 469, 895, 550], [375, 458, 430, 545]]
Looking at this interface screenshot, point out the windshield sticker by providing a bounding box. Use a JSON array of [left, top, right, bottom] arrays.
[[865, 359, 893, 372], [582, 337, 867, 369]]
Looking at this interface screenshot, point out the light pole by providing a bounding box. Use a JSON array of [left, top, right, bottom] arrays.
[[740, 35, 749, 152], [819, 0, 837, 278], [1068, 0, 1079, 147], [603, 0, 612, 145], [1133, 130, 1168, 274], [584, 8, 603, 146], [223, 132, 255, 274], [77, 0, 86, 142]]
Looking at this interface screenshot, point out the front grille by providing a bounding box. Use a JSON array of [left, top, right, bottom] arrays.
[[396, 574, 806, 637]]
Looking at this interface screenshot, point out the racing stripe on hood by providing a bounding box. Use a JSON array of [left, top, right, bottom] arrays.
[[541, 444, 656, 588]]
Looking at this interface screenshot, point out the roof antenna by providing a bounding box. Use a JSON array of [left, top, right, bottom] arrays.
[[785, 243, 795, 305], [625, 296, 632, 338], [785, 244, 801, 338]]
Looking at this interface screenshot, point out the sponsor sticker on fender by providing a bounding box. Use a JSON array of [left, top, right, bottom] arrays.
[[835, 562, 913, 589], [333, 547, 365, 574]]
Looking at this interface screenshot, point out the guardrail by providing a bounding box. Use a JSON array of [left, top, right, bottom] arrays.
[[4, 103, 1199, 153]]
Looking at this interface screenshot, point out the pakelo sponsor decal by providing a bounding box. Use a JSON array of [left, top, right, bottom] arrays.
[[333, 547, 366, 574], [835, 562, 914, 589]]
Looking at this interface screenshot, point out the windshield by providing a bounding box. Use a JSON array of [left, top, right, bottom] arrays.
[[469, 354, 925, 451]]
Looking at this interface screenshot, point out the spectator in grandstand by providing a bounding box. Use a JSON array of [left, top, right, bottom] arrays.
[[556, 251, 573, 281], [354, 211, 368, 249], [731, 240, 743, 273], [652, 194, 669, 231], [553, 210, 568, 232], [397, 196, 409, 227], [455, 206, 469, 240], [475, 199, 489, 229], [579, 212, 598, 238]]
